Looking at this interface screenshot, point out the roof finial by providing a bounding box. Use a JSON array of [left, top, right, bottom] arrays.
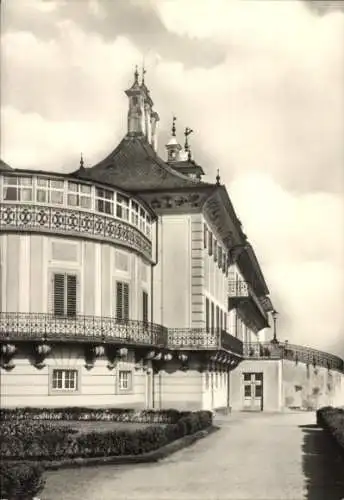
[[142, 57, 146, 85], [80, 152, 84, 169], [172, 116, 177, 137], [184, 127, 193, 161], [134, 65, 139, 84], [216, 169, 221, 185]]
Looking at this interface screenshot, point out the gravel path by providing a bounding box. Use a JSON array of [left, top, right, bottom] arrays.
[[42, 411, 344, 500]]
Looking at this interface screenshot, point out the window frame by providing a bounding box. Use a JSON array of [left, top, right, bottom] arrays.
[[95, 187, 114, 215], [2, 175, 33, 203], [49, 367, 81, 395], [116, 369, 134, 394], [67, 181, 92, 210], [36, 177, 64, 205], [116, 280, 130, 321], [52, 272, 78, 317], [116, 193, 130, 221]]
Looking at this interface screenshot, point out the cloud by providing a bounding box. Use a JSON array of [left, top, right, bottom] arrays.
[[1, 0, 343, 356]]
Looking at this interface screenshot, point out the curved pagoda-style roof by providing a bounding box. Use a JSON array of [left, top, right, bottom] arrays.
[[72, 134, 212, 193]]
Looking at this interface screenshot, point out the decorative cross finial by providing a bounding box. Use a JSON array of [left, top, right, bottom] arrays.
[[216, 169, 221, 185], [80, 153, 84, 169], [172, 116, 177, 137], [184, 127, 193, 150], [134, 65, 139, 84], [142, 58, 146, 85]]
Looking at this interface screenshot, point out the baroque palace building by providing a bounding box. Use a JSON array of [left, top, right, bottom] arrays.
[[1, 69, 343, 411]]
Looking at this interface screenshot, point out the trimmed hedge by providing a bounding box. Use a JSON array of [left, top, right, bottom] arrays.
[[0, 410, 213, 460], [0, 462, 45, 500], [0, 407, 185, 424], [316, 406, 344, 451]]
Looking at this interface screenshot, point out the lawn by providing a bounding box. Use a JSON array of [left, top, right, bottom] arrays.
[[46, 420, 167, 434]]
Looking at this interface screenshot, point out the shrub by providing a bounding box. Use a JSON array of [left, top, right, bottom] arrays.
[[316, 406, 344, 451], [0, 407, 183, 424], [0, 410, 213, 461], [0, 462, 45, 500]]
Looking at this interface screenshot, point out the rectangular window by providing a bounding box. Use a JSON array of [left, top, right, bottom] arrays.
[[216, 305, 220, 331], [67, 182, 92, 209], [218, 246, 222, 269], [116, 281, 129, 321], [52, 369, 78, 391], [255, 385, 263, 398], [96, 187, 113, 215], [143, 290, 149, 324], [224, 312, 227, 332], [53, 273, 77, 316], [145, 215, 151, 238], [116, 194, 129, 221], [205, 297, 210, 332], [131, 201, 139, 226], [208, 232, 213, 256], [3, 176, 33, 202], [214, 240, 217, 262], [244, 385, 252, 397], [139, 208, 146, 233], [211, 302, 214, 332], [222, 252, 227, 273], [118, 370, 132, 391], [36, 177, 64, 205], [204, 224, 208, 249]]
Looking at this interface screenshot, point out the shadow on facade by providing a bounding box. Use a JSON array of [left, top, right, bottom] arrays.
[[300, 424, 344, 499]]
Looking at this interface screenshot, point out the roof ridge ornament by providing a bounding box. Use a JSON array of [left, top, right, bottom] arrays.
[[184, 127, 193, 160], [172, 116, 177, 137], [134, 65, 139, 84], [216, 169, 221, 185], [80, 153, 85, 169]]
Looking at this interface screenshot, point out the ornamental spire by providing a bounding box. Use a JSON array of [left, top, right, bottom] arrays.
[[216, 169, 221, 185], [184, 127, 193, 161], [172, 116, 177, 137], [80, 153, 84, 169]]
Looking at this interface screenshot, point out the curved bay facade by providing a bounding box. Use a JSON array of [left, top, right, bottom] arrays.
[[1, 70, 343, 411]]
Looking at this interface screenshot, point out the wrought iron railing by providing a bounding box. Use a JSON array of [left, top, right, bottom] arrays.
[[167, 328, 243, 356], [0, 313, 167, 347], [0, 203, 152, 259], [228, 280, 268, 322], [244, 341, 344, 372]]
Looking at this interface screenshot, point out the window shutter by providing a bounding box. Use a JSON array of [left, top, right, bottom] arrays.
[[116, 281, 123, 320], [123, 283, 129, 320], [54, 274, 65, 316], [66, 274, 77, 316], [143, 291, 148, 323]]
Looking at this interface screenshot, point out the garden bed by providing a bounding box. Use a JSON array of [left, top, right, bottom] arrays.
[[0, 407, 214, 499]]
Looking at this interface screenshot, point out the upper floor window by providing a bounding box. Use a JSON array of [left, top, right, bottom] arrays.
[[145, 215, 151, 238], [131, 201, 139, 226], [214, 240, 218, 262], [67, 182, 92, 209], [96, 187, 113, 215], [204, 224, 208, 249], [3, 176, 33, 202], [37, 177, 64, 205], [218, 246, 222, 269], [116, 281, 129, 321], [208, 232, 213, 256], [53, 273, 77, 317], [143, 290, 149, 324], [116, 194, 129, 221]]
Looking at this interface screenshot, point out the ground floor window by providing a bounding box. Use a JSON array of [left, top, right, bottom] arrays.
[[118, 370, 133, 392], [52, 369, 78, 391]]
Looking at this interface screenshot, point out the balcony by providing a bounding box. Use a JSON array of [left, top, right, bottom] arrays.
[[167, 328, 243, 357], [0, 313, 167, 348], [0, 203, 152, 260], [228, 280, 269, 330], [244, 341, 344, 373]]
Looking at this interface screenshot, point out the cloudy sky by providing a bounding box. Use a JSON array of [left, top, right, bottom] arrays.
[[1, 0, 344, 356]]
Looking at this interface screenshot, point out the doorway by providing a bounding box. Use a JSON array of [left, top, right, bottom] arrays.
[[243, 372, 264, 411]]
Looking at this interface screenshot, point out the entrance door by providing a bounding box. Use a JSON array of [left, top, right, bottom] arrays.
[[145, 369, 154, 409], [243, 372, 263, 411]]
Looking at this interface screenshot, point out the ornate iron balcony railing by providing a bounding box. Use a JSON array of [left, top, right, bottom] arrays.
[[0, 312, 167, 347], [167, 328, 243, 357], [244, 341, 344, 373], [228, 280, 268, 323], [0, 203, 152, 260]]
